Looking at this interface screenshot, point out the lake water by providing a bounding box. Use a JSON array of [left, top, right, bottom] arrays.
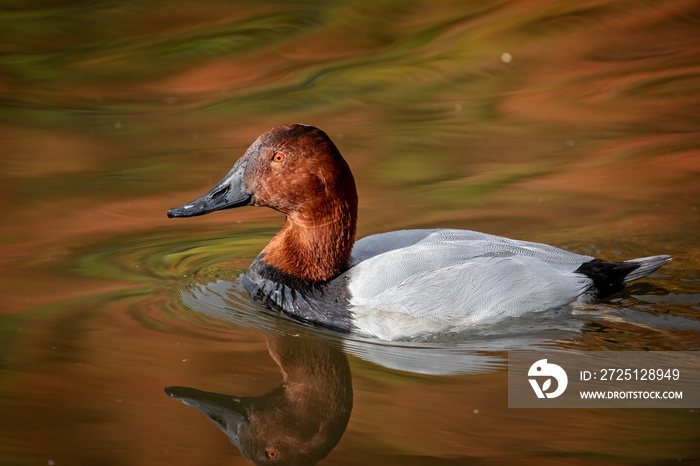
[[2, 1, 699, 464]]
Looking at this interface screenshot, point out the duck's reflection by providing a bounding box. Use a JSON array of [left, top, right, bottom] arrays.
[[165, 335, 352, 465]]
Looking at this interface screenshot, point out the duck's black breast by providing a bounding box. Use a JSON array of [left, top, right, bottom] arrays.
[[242, 254, 354, 333]]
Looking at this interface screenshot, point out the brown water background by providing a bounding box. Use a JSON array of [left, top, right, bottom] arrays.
[[1, 0, 700, 464]]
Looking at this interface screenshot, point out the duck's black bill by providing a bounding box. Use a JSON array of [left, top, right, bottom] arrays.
[[167, 161, 252, 218]]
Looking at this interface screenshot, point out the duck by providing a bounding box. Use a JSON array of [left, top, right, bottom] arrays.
[[167, 124, 672, 340]]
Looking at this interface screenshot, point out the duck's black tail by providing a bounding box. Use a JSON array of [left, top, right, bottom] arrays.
[[575, 255, 672, 299]]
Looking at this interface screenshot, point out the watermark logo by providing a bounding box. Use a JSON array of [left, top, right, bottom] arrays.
[[528, 359, 568, 398], [509, 352, 699, 408]]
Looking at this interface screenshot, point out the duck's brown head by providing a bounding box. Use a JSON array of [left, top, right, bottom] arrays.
[[168, 124, 358, 281]]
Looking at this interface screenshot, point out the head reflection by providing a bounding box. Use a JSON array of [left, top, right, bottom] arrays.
[[165, 335, 352, 465]]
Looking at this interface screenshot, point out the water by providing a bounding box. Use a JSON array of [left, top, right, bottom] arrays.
[[2, 0, 700, 464]]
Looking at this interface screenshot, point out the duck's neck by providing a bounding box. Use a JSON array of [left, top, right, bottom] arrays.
[[258, 208, 356, 283]]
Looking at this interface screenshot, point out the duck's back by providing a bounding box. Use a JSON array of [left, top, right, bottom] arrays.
[[349, 229, 592, 271]]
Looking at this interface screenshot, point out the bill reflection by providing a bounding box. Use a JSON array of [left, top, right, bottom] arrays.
[[166, 335, 352, 465]]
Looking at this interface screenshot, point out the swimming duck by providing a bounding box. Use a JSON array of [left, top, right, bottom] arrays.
[[168, 124, 671, 340]]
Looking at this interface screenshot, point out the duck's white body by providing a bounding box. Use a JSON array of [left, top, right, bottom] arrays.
[[344, 229, 590, 339]]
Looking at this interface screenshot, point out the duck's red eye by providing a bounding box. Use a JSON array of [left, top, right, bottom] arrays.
[[272, 153, 285, 163], [266, 450, 279, 459]]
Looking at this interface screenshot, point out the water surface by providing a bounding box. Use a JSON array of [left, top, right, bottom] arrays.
[[1, 1, 699, 464]]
